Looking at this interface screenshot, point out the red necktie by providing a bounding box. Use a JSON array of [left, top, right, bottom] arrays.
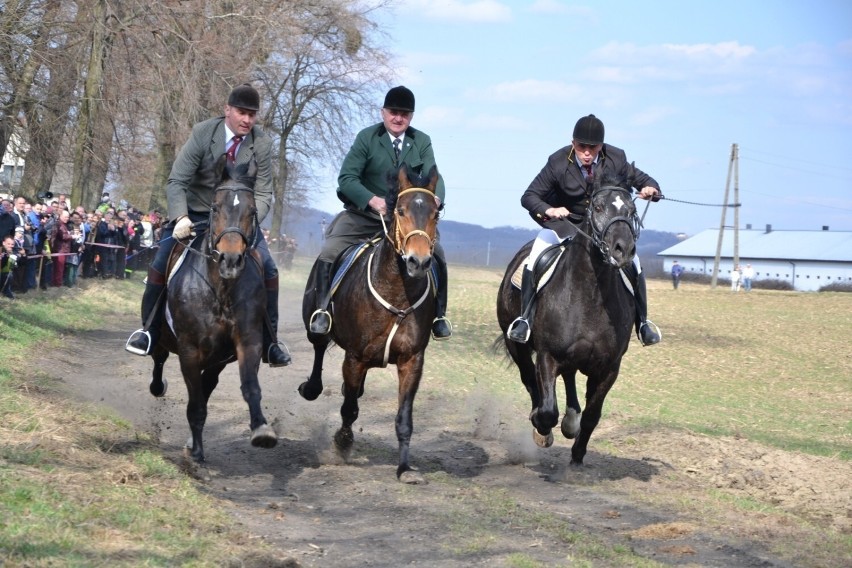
[[584, 164, 594, 179], [226, 136, 243, 163]]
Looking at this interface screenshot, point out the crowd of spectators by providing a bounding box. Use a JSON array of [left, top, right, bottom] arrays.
[[0, 191, 163, 299]]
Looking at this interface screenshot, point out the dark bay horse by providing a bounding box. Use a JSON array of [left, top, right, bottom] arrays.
[[496, 178, 640, 465], [300, 164, 440, 482], [149, 156, 277, 462]]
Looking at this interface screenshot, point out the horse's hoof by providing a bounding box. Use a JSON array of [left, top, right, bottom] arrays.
[[561, 408, 581, 439], [298, 381, 322, 401], [398, 469, 426, 485], [251, 424, 278, 449], [150, 379, 168, 398], [333, 427, 354, 452], [533, 428, 554, 448]]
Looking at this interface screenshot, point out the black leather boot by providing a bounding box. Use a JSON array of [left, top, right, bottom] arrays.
[[125, 268, 166, 355], [633, 269, 661, 346], [507, 269, 535, 343], [308, 260, 333, 335], [431, 255, 452, 340], [262, 280, 292, 367]]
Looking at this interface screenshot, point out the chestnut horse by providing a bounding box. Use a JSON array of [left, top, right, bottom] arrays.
[[496, 177, 640, 465], [300, 164, 440, 482], [149, 156, 277, 462]]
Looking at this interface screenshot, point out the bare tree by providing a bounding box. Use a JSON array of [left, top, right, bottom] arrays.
[[257, 0, 394, 239]]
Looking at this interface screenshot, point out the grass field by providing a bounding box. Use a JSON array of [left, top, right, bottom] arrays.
[[0, 258, 849, 566]]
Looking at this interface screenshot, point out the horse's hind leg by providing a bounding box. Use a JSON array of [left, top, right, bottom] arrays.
[[149, 346, 169, 398], [333, 355, 367, 460], [394, 354, 426, 483], [561, 370, 582, 439], [298, 339, 329, 401]]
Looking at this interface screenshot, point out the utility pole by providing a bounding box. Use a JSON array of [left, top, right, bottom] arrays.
[[711, 143, 738, 288]]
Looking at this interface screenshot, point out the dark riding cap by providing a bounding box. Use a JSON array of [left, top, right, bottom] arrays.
[[228, 83, 260, 111], [383, 86, 415, 112], [573, 114, 605, 145]]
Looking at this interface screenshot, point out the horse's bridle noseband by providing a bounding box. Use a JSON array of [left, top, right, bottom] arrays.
[[380, 187, 438, 256], [207, 184, 260, 261]]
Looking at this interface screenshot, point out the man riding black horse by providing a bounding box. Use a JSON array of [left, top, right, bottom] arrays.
[[507, 114, 662, 346], [126, 84, 291, 367]]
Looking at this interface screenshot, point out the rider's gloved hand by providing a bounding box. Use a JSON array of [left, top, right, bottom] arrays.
[[173, 216, 193, 239]]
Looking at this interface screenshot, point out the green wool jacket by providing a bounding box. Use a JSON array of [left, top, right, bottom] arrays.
[[166, 117, 274, 223], [337, 123, 446, 211]]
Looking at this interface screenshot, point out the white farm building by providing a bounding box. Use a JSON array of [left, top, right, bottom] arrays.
[[657, 226, 852, 292]]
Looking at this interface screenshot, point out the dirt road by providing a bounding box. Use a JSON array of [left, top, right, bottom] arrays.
[[50, 293, 848, 567]]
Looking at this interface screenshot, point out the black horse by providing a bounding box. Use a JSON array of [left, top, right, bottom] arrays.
[[299, 164, 440, 482], [148, 156, 277, 462], [496, 177, 640, 465]]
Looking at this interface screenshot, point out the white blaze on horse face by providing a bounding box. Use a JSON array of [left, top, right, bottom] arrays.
[[233, 193, 240, 207], [612, 195, 625, 210]]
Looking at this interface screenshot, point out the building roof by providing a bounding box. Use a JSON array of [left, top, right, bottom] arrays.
[[658, 228, 852, 262]]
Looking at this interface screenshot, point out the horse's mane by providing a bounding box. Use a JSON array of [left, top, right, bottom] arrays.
[[594, 171, 629, 192]]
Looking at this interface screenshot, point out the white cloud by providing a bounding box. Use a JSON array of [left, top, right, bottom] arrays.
[[662, 41, 757, 59], [401, 0, 512, 23]]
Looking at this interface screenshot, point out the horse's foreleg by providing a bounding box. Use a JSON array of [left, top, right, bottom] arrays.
[[507, 342, 538, 409], [236, 353, 277, 449], [149, 347, 169, 398], [182, 365, 207, 463], [571, 367, 620, 465], [530, 353, 560, 448], [395, 355, 425, 483], [334, 355, 367, 459], [299, 340, 329, 401], [561, 369, 582, 439]]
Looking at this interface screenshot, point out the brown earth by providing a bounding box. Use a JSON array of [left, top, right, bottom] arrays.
[[46, 292, 850, 568]]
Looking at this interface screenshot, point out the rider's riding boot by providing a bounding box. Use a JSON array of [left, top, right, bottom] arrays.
[[507, 268, 535, 343], [308, 260, 333, 335], [262, 277, 292, 367], [431, 255, 453, 340], [633, 270, 661, 346], [125, 268, 166, 355]]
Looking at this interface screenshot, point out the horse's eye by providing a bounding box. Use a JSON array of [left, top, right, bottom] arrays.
[[396, 208, 405, 217], [211, 205, 219, 213]]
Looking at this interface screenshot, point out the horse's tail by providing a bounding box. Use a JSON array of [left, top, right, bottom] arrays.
[[490, 334, 519, 368]]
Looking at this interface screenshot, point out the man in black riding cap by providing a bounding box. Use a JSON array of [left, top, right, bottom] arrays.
[[506, 114, 662, 346], [126, 83, 291, 367], [306, 85, 453, 340]]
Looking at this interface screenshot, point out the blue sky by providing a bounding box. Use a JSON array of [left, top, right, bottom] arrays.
[[313, 0, 852, 236]]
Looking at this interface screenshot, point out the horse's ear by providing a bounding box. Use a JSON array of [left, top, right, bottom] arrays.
[[426, 165, 439, 194], [396, 162, 412, 190], [214, 154, 229, 182], [233, 157, 258, 189]]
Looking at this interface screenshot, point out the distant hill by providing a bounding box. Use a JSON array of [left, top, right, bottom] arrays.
[[277, 206, 681, 276]]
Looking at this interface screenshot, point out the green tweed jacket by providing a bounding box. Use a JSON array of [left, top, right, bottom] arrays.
[[166, 117, 274, 222], [337, 123, 446, 211]]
